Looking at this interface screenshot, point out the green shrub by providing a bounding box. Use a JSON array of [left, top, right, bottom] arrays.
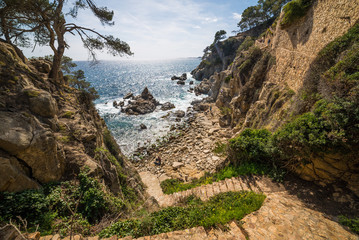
[[229, 129, 273, 164], [280, 0, 313, 28], [220, 107, 232, 116], [0, 171, 127, 234], [0, 189, 50, 227], [103, 129, 122, 161], [160, 162, 278, 195], [100, 191, 266, 238], [62, 111, 75, 118], [237, 36, 255, 54], [339, 216, 359, 234], [273, 97, 359, 162], [213, 141, 228, 155]]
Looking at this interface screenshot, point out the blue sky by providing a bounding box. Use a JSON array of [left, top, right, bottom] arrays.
[[22, 0, 258, 60]]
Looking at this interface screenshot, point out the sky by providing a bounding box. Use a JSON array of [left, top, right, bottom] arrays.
[[21, 0, 258, 61]]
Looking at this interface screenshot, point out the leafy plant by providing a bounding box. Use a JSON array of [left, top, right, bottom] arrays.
[[229, 129, 273, 164], [160, 162, 280, 195], [213, 141, 228, 155], [100, 191, 266, 238], [0, 171, 128, 235], [339, 216, 359, 234], [237, 36, 255, 53]]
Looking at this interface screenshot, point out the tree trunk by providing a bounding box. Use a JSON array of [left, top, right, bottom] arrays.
[[50, 53, 62, 83]]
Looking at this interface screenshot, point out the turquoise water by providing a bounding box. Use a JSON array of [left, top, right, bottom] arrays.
[[75, 58, 202, 155]]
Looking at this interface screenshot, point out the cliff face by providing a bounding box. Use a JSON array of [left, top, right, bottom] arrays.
[[0, 42, 142, 195], [191, 19, 275, 82], [194, 0, 359, 195]]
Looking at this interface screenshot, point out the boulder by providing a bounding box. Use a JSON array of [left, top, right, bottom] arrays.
[[193, 103, 209, 112], [141, 87, 152, 100], [24, 88, 57, 118], [160, 102, 175, 111], [177, 80, 185, 85], [194, 79, 211, 95], [113, 101, 118, 107], [140, 124, 147, 129], [189, 81, 194, 85], [173, 162, 184, 169], [174, 110, 185, 118], [124, 87, 159, 115], [180, 73, 187, 80], [119, 101, 125, 107], [0, 153, 40, 192], [0, 111, 64, 183], [124, 92, 134, 99]]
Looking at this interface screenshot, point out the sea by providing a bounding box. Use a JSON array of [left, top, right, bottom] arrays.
[[75, 58, 203, 156]]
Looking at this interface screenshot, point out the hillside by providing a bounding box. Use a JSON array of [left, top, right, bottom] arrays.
[[193, 0, 359, 197], [0, 41, 145, 236]]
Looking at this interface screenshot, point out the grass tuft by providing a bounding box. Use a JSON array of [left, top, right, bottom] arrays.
[[100, 191, 265, 238]]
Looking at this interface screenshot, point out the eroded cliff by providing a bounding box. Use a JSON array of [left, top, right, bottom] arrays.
[[194, 0, 359, 195], [0, 41, 143, 196]]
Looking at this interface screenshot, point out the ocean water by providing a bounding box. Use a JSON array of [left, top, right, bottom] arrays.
[[75, 58, 203, 156]]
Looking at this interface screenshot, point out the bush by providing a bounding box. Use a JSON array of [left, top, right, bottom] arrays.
[[0, 171, 127, 235], [339, 216, 359, 234], [213, 141, 228, 155], [160, 162, 277, 195], [280, 0, 313, 28], [229, 129, 273, 164], [237, 36, 255, 54], [100, 192, 266, 238]]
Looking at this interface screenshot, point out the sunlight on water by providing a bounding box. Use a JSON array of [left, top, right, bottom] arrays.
[[75, 59, 203, 155]]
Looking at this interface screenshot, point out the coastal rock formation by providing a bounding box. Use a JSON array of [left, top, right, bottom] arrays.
[[194, 79, 211, 95], [177, 80, 185, 85], [124, 87, 160, 115], [171, 73, 187, 81], [190, 0, 359, 196], [160, 102, 175, 111], [124, 92, 134, 99], [0, 41, 143, 195]]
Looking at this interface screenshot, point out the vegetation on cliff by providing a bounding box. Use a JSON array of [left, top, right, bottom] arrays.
[[0, 0, 144, 236], [0, 171, 135, 236], [237, 0, 290, 31]]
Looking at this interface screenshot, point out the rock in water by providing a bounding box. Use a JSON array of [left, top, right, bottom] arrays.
[[180, 73, 187, 80], [160, 102, 175, 111], [140, 124, 147, 129], [177, 80, 185, 85], [174, 110, 185, 118], [113, 100, 118, 108], [124, 87, 159, 115], [124, 92, 134, 99]]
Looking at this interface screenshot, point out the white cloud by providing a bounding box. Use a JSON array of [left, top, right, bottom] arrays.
[[232, 13, 242, 21], [21, 0, 254, 60]]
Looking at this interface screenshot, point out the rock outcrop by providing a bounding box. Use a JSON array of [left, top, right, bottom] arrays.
[[160, 102, 175, 111], [0, 41, 143, 195], [124, 87, 160, 115], [191, 0, 359, 196]]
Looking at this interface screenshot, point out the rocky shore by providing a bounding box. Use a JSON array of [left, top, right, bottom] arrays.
[[132, 104, 234, 182]]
